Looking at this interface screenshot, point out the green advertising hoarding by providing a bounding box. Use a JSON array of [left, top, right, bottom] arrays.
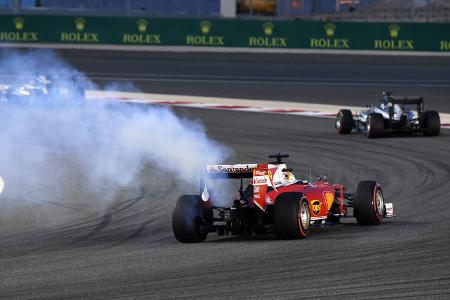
[[0, 15, 449, 52]]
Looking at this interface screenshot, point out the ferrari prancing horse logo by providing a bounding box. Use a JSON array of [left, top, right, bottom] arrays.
[[312, 200, 321, 215]]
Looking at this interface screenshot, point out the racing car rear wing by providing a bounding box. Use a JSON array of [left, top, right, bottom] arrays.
[[388, 96, 424, 118], [206, 164, 257, 179], [389, 96, 423, 106]]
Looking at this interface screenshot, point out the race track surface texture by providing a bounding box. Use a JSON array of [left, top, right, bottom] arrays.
[[0, 50, 450, 299]]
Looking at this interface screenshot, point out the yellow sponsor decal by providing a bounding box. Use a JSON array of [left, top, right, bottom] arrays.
[[0, 31, 38, 42], [324, 23, 336, 38], [75, 17, 86, 31], [312, 200, 321, 216], [137, 19, 148, 33], [263, 22, 274, 36], [0, 17, 39, 42], [373, 24, 414, 50], [249, 36, 287, 47], [122, 18, 161, 45], [123, 34, 160, 44], [186, 20, 224, 46], [200, 20, 211, 34], [248, 22, 287, 48], [441, 41, 450, 51], [60, 17, 99, 43], [389, 24, 400, 39], [14, 17, 25, 30], [309, 23, 349, 49], [323, 191, 335, 210]]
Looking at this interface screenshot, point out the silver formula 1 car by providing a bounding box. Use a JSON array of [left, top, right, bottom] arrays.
[[0, 74, 84, 106], [335, 92, 440, 138]]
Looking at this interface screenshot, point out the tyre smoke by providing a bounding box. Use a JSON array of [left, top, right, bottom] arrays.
[[0, 50, 228, 225]]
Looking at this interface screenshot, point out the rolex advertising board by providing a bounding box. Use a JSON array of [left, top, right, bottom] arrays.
[[0, 15, 448, 52], [0, 16, 40, 43]]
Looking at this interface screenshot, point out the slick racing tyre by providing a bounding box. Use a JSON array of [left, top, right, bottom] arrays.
[[422, 111, 440, 136], [367, 113, 384, 138], [354, 181, 384, 225], [335, 109, 353, 134], [172, 195, 208, 243], [274, 193, 310, 239]]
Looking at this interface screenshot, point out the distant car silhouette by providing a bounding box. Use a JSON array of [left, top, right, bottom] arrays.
[[0, 74, 85, 107], [335, 92, 440, 138]]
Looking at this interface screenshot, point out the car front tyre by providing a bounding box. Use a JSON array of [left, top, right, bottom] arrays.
[[422, 111, 440, 136], [354, 181, 384, 226], [336, 109, 353, 134], [367, 113, 384, 138]]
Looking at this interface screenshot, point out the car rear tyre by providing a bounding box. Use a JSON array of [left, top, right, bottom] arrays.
[[367, 113, 384, 138], [422, 111, 440, 136], [335, 109, 353, 134], [354, 181, 384, 226], [274, 193, 310, 239], [172, 195, 208, 243]]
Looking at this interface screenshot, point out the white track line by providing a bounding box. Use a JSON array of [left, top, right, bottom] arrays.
[[2, 43, 450, 57], [85, 90, 450, 129]]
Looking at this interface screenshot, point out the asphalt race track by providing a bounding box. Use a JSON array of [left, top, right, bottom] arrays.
[[59, 50, 450, 113], [1, 50, 450, 299]]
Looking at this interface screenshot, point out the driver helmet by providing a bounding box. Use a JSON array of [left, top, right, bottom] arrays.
[[379, 97, 389, 110], [283, 171, 296, 183], [380, 91, 393, 110]]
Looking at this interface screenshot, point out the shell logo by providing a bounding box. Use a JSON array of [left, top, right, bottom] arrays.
[[323, 191, 335, 210]]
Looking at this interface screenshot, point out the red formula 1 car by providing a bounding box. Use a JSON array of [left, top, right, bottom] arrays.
[[172, 154, 394, 242]]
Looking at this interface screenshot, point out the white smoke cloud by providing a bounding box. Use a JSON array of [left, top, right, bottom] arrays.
[[0, 49, 228, 227]]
